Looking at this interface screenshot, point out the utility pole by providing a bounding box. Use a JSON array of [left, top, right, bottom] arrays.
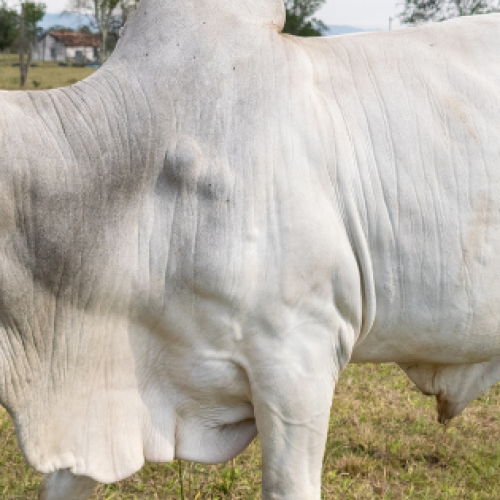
[[389, 16, 393, 30]]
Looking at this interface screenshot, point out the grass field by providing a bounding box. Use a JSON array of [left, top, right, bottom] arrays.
[[2, 363, 500, 499], [2, 56, 500, 499], [0, 54, 97, 91]]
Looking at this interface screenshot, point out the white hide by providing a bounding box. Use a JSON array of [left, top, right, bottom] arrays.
[[1, 0, 500, 498], [399, 359, 500, 423]]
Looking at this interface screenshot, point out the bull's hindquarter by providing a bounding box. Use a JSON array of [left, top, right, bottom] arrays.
[[1, 0, 500, 498], [340, 17, 500, 419]]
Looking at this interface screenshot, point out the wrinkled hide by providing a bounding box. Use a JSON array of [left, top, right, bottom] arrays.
[[1, 0, 500, 498]]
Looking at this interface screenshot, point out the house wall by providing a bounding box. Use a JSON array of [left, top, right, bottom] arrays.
[[32, 35, 67, 62], [65, 46, 96, 61], [32, 35, 99, 63]]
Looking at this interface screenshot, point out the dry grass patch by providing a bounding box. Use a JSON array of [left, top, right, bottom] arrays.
[[2, 363, 500, 498]]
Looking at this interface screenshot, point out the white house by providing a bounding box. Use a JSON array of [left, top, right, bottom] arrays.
[[32, 31, 100, 63]]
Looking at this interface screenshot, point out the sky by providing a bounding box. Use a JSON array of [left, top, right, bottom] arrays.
[[36, 0, 401, 30], [318, 0, 400, 29]]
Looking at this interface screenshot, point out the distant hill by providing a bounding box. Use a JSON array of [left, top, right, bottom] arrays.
[[324, 25, 376, 36]]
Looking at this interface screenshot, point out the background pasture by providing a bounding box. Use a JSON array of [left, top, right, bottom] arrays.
[[0, 54, 97, 91]]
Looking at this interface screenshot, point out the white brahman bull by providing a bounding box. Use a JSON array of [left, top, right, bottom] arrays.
[[1, 0, 500, 498]]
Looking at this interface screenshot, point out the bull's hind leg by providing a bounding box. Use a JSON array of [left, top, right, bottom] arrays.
[[38, 470, 97, 500], [249, 323, 354, 500]]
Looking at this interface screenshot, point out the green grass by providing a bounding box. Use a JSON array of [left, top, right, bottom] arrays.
[[0, 54, 97, 91], [2, 363, 500, 499], [2, 61, 500, 499]]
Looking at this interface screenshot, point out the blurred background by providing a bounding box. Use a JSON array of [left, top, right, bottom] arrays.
[[1, 0, 500, 90]]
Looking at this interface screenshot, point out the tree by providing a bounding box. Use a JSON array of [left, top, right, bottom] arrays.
[[90, 0, 118, 63], [282, 0, 327, 37], [399, 0, 499, 24], [0, 1, 18, 51], [65, 0, 138, 63], [105, 0, 139, 55], [118, 0, 138, 25], [16, 2, 45, 88], [0, 1, 16, 51]]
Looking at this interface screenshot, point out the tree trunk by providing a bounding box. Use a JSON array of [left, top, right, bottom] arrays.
[[100, 28, 107, 64], [18, 3, 28, 89], [27, 36, 32, 70]]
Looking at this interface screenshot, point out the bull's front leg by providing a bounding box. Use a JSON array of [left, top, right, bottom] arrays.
[[249, 323, 353, 500], [38, 470, 97, 500]]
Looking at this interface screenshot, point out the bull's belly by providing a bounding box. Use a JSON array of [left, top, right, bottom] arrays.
[[351, 317, 500, 364], [352, 217, 500, 364], [351, 266, 500, 364]]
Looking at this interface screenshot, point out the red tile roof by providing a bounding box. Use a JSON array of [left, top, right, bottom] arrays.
[[49, 32, 100, 48]]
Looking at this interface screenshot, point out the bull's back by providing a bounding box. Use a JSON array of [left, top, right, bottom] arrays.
[[301, 16, 500, 363]]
